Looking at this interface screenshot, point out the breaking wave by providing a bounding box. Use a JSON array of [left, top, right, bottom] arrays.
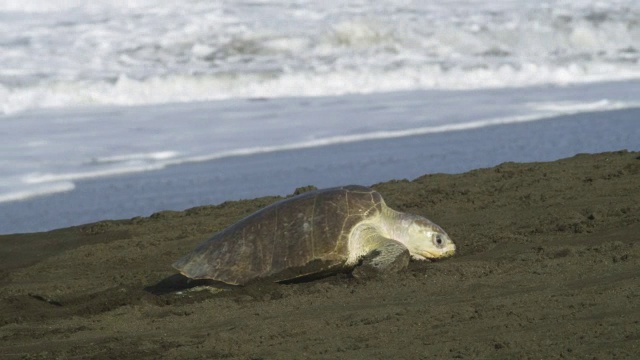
[[1, 0, 639, 114]]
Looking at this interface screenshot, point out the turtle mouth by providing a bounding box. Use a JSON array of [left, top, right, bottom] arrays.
[[419, 247, 456, 259]]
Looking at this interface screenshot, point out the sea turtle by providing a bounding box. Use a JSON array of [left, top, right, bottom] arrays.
[[173, 185, 455, 285]]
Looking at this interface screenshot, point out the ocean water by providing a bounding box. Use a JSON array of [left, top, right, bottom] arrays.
[[2, 0, 639, 113], [1, 0, 639, 233]]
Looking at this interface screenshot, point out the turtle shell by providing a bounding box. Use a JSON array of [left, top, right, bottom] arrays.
[[173, 185, 385, 285]]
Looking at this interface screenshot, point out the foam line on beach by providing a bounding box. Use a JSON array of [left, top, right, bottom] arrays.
[[22, 164, 167, 185], [0, 181, 75, 203], [0, 101, 637, 204], [87, 151, 180, 165], [0, 164, 166, 203], [527, 99, 634, 113], [172, 114, 547, 164], [171, 101, 639, 166]]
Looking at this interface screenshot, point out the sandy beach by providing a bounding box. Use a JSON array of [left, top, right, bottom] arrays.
[[1, 150, 638, 359]]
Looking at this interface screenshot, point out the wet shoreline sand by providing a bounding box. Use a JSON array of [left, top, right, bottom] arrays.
[[1, 150, 639, 359]]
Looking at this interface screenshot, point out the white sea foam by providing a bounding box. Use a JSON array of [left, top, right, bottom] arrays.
[[170, 99, 640, 166], [0, 182, 75, 203], [528, 99, 632, 113], [2, 64, 640, 115], [89, 151, 180, 165], [1, 114, 539, 203], [1, 0, 639, 114], [170, 114, 550, 165], [22, 164, 167, 185]]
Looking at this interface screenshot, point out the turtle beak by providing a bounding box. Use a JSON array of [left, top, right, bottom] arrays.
[[442, 246, 456, 257], [420, 244, 456, 259]]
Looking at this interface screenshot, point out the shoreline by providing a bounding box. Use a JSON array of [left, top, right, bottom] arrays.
[[2, 108, 640, 235], [1, 150, 639, 359]]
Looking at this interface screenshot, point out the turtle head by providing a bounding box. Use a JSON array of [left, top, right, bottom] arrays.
[[402, 217, 456, 260]]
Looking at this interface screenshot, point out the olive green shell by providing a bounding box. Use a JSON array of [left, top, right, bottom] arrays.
[[173, 185, 385, 285]]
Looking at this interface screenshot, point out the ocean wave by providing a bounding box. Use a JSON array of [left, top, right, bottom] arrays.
[[0, 0, 162, 13], [2, 64, 640, 115], [1, 0, 639, 114]]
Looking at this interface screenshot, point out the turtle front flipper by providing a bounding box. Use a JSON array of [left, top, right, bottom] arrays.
[[350, 228, 410, 278]]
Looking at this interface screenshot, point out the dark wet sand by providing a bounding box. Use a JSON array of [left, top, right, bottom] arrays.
[[1, 150, 639, 359]]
